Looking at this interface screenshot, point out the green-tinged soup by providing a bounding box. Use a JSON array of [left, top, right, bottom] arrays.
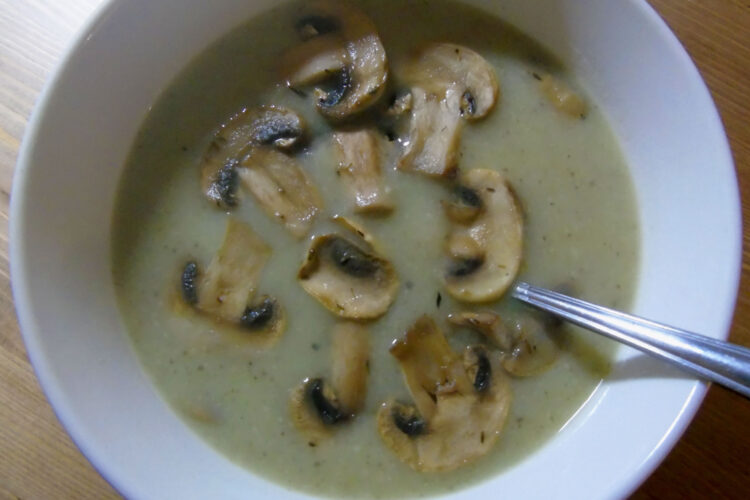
[[112, 0, 639, 497]]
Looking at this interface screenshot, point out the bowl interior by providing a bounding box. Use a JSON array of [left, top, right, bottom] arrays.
[[10, 0, 741, 499]]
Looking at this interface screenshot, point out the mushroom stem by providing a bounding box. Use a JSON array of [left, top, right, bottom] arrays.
[[238, 148, 323, 238], [397, 88, 463, 178], [331, 322, 370, 413], [332, 129, 393, 214], [196, 219, 270, 321]]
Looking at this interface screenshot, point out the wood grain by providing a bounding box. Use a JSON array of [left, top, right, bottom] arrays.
[[0, 1, 748, 499]]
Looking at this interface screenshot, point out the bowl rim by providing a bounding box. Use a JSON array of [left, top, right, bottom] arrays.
[[9, 0, 743, 498]]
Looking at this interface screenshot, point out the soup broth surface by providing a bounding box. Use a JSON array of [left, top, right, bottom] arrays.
[[112, 0, 640, 497]]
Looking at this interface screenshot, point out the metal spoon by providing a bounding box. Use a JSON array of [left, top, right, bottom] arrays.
[[512, 282, 750, 399]]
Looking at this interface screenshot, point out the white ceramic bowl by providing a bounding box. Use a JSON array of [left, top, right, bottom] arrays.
[[10, 0, 742, 498]]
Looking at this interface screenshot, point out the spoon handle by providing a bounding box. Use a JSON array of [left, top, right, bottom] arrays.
[[512, 282, 750, 399]]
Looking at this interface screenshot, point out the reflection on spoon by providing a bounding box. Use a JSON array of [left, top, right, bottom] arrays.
[[512, 282, 750, 399]]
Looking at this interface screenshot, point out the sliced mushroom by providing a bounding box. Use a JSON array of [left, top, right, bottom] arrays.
[[332, 129, 393, 214], [538, 73, 588, 119], [176, 220, 286, 344], [200, 106, 321, 238], [290, 377, 346, 446], [465, 345, 494, 393], [203, 160, 240, 210], [442, 184, 484, 224], [200, 106, 306, 208], [297, 226, 398, 319], [330, 322, 369, 412], [195, 218, 271, 322], [377, 316, 512, 472], [447, 311, 514, 351], [284, 1, 388, 120], [239, 295, 286, 343], [290, 322, 369, 445], [282, 33, 348, 89], [389, 316, 472, 420], [386, 92, 413, 117], [448, 311, 558, 377], [444, 169, 523, 302], [501, 315, 558, 377], [397, 44, 499, 178], [237, 148, 322, 238], [404, 43, 499, 120], [376, 400, 423, 467], [397, 88, 463, 178]]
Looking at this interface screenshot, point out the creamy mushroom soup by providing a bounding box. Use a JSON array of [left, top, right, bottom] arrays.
[[112, 0, 640, 497]]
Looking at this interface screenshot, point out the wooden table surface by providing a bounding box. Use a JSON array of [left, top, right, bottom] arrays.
[[0, 1, 748, 498]]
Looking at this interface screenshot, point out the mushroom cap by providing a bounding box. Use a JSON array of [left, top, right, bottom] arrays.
[[200, 106, 307, 208], [287, 0, 388, 121], [404, 43, 499, 121], [297, 228, 399, 320], [377, 316, 512, 472], [444, 169, 523, 302]]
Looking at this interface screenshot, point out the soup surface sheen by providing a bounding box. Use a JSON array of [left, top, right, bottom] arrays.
[[112, 0, 640, 497]]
